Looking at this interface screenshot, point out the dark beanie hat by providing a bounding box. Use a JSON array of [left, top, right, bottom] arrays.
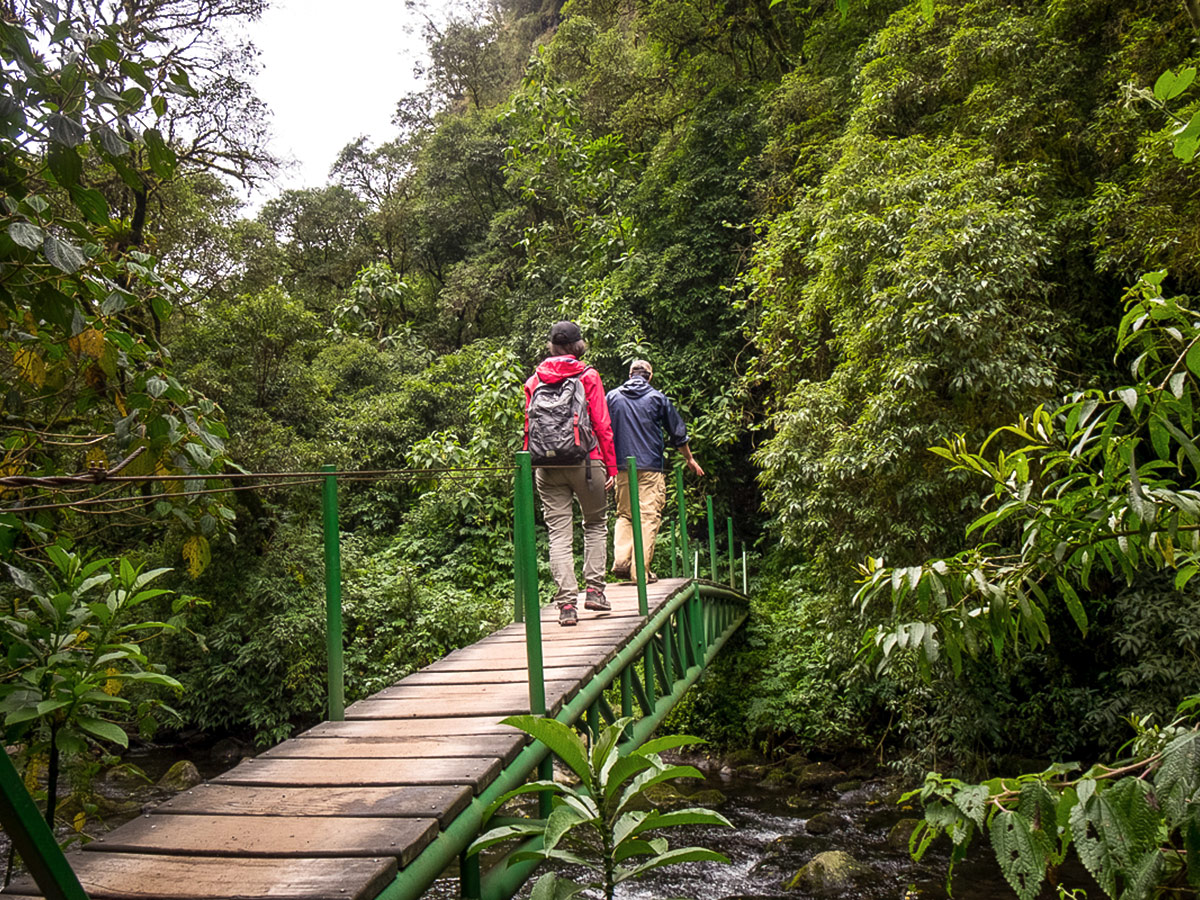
[[548, 320, 583, 344]]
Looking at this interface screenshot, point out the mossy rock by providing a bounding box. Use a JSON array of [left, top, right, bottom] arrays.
[[643, 783, 690, 810], [834, 779, 862, 792], [804, 811, 847, 835], [793, 762, 846, 790], [887, 817, 923, 851], [724, 748, 763, 767], [686, 788, 728, 808], [785, 850, 879, 892], [782, 753, 811, 774], [156, 760, 202, 793], [759, 767, 792, 790], [736, 763, 768, 779]]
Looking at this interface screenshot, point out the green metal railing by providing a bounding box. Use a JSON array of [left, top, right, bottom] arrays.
[[0, 455, 750, 900]]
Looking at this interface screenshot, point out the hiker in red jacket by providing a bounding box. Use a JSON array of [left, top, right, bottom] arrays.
[[524, 321, 618, 626]]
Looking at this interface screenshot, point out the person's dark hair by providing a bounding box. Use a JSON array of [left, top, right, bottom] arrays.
[[549, 339, 587, 358]]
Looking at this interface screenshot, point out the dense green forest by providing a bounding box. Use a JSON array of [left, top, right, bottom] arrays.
[[5, 0, 1200, 892]]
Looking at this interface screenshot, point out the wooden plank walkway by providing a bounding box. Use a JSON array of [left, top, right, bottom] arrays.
[[3, 578, 692, 900]]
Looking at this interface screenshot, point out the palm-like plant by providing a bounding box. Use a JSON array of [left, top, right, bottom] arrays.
[[469, 715, 731, 900]]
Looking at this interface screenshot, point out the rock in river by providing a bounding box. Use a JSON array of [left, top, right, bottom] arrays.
[[156, 760, 202, 792], [785, 850, 879, 892]]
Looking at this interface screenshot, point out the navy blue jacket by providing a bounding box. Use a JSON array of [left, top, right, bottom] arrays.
[[606, 376, 689, 472]]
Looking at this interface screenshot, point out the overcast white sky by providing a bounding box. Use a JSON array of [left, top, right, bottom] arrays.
[[236, 0, 431, 206]]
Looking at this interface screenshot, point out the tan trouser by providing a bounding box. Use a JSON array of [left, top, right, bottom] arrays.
[[613, 469, 666, 573], [535, 459, 609, 605]]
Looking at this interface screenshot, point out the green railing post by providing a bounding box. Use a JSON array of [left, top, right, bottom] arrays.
[[620, 667, 634, 719], [321, 464, 345, 721], [511, 469, 524, 624], [669, 520, 678, 578], [628, 458, 649, 617], [706, 496, 718, 582], [674, 466, 690, 573], [727, 516, 735, 589], [662, 620, 675, 686], [0, 750, 88, 900], [515, 453, 545, 717], [742, 543, 748, 594], [516, 451, 552, 818], [460, 849, 481, 900]]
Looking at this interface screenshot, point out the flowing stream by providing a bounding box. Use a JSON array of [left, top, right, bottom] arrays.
[[425, 753, 1100, 900]]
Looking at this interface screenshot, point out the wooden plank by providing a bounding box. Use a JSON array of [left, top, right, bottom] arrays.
[[348, 679, 578, 719], [5, 853, 396, 900], [153, 784, 472, 826], [214, 756, 502, 794], [394, 666, 591, 686], [261, 734, 525, 765], [83, 815, 438, 866], [368, 679, 578, 704], [425, 645, 613, 674], [300, 717, 523, 739]]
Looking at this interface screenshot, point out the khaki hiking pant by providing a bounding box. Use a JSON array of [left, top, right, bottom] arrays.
[[613, 469, 667, 574], [535, 459, 609, 605]]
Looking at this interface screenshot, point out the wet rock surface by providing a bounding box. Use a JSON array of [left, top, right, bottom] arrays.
[[433, 749, 1103, 900]]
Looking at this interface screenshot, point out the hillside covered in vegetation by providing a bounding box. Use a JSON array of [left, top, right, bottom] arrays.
[[4, 1, 1200, 882]]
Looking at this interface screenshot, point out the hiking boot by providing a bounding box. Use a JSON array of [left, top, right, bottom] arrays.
[[558, 602, 578, 627], [584, 588, 610, 612]]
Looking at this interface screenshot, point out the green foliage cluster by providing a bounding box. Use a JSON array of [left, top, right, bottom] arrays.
[[470, 715, 730, 900], [907, 696, 1200, 900]]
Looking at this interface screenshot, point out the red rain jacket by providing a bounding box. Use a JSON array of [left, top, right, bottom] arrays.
[[524, 356, 617, 477]]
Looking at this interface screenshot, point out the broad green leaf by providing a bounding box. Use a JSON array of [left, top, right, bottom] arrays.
[[1154, 67, 1196, 102], [989, 810, 1044, 900], [615, 847, 730, 882], [76, 716, 128, 747], [629, 807, 733, 836], [43, 235, 86, 274], [528, 874, 587, 900], [8, 221, 44, 250], [502, 716, 589, 784], [634, 734, 706, 757], [467, 822, 545, 856]]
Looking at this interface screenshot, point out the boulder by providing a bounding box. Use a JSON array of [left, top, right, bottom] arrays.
[[785, 850, 878, 892], [793, 762, 846, 790], [156, 760, 202, 793], [758, 767, 792, 790], [887, 817, 923, 851], [686, 788, 729, 808], [643, 783, 691, 810], [804, 812, 847, 835], [723, 748, 763, 768], [833, 780, 862, 792]]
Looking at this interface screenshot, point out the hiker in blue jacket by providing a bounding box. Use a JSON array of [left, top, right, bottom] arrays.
[[606, 359, 703, 582]]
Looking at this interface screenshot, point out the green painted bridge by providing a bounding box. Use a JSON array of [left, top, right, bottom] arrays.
[[0, 455, 750, 900]]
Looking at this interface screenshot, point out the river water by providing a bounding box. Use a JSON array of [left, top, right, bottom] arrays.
[[424, 753, 1099, 900]]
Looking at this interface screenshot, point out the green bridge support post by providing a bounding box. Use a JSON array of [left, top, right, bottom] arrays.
[[727, 516, 735, 589], [674, 466, 689, 569], [514, 452, 552, 824], [669, 521, 678, 578], [706, 496, 718, 583], [627, 458, 649, 617], [0, 749, 88, 900], [321, 464, 344, 721]]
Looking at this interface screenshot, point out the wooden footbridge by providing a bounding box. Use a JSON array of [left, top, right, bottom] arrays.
[[0, 456, 749, 900]]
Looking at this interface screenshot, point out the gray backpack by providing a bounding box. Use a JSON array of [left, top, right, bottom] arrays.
[[526, 370, 596, 465]]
